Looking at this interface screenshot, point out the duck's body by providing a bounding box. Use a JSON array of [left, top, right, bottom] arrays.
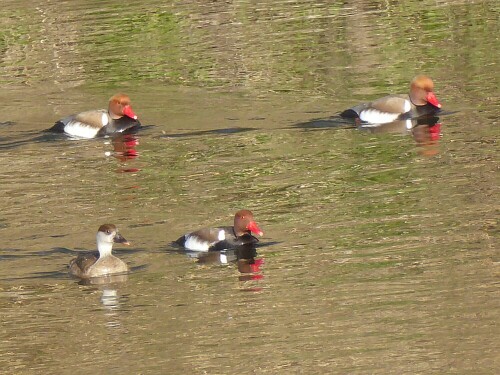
[[69, 224, 130, 279], [49, 94, 140, 138], [175, 210, 264, 252], [69, 250, 128, 279], [341, 76, 441, 124]]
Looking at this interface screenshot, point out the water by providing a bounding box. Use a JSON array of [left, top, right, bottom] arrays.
[[0, 0, 498, 374]]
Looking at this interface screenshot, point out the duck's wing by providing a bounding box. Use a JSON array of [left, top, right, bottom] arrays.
[[69, 251, 99, 278], [368, 95, 410, 114], [72, 110, 109, 129]]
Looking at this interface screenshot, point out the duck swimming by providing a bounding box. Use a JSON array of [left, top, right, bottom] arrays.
[[49, 93, 140, 138], [69, 224, 130, 278], [175, 210, 264, 252], [341, 75, 442, 124]]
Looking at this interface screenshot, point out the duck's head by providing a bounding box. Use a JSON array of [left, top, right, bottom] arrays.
[[234, 210, 264, 237], [108, 94, 138, 120], [409, 75, 441, 108], [96, 224, 130, 251]]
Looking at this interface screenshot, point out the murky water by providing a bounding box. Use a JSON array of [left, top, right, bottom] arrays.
[[0, 0, 498, 374]]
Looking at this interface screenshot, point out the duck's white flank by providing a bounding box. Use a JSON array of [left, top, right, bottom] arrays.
[[359, 99, 411, 124], [101, 112, 109, 126], [184, 235, 210, 252], [64, 121, 101, 139], [359, 109, 400, 124]]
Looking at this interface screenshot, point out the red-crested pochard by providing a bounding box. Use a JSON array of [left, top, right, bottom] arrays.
[[49, 93, 140, 138], [341, 75, 442, 124], [69, 224, 130, 279], [175, 210, 264, 252]]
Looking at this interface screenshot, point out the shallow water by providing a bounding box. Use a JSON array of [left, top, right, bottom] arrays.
[[0, 0, 498, 374]]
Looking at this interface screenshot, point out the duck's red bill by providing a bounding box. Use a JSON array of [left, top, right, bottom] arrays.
[[247, 221, 263, 236], [123, 105, 138, 120], [426, 92, 441, 108], [429, 123, 442, 141]]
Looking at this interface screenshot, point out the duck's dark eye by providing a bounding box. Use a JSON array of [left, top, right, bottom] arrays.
[[106, 230, 112, 234]]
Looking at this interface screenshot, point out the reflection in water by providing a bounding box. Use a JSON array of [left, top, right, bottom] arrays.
[[189, 245, 265, 286], [293, 114, 443, 155], [101, 288, 119, 309], [77, 276, 128, 329], [111, 134, 140, 162], [100, 288, 122, 328], [359, 115, 442, 156], [108, 135, 142, 186], [237, 258, 264, 282], [412, 121, 441, 157]]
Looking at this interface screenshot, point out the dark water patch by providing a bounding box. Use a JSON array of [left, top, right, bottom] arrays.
[[0, 131, 62, 150], [1, 270, 68, 282], [158, 126, 256, 138], [291, 115, 356, 130], [128, 220, 168, 229], [0, 247, 89, 260], [0, 125, 156, 150]]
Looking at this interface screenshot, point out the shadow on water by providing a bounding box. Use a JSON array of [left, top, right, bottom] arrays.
[[2, 270, 70, 282], [0, 125, 260, 150], [290, 115, 356, 130], [0, 130, 60, 150], [0, 246, 74, 260], [0, 125, 156, 150], [157, 126, 256, 138], [0, 246, 146, 281]]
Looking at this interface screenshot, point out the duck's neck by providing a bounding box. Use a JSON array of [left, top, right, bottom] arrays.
[[97, 242, 113, 258], [409, 89, 427, 106], [233, 227, 249, 238], [108, 109, 122, 120]]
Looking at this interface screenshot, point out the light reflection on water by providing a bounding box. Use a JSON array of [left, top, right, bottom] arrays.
[[0, 0, 498, 374]]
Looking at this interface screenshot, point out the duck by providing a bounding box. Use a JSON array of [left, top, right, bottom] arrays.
[[175, 210, 264, 252], [48, 93, 140, 138], [340, 75, 442, 124], [69, 224, 130, 279]]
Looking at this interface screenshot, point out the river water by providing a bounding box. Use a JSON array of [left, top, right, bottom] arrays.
[[0, 0, 498, 374]]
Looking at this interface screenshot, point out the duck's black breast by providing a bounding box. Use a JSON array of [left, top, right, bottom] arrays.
[[407, 103, 441, 119], [99, 116, 141, 136], [208, 230, 259, 251]]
